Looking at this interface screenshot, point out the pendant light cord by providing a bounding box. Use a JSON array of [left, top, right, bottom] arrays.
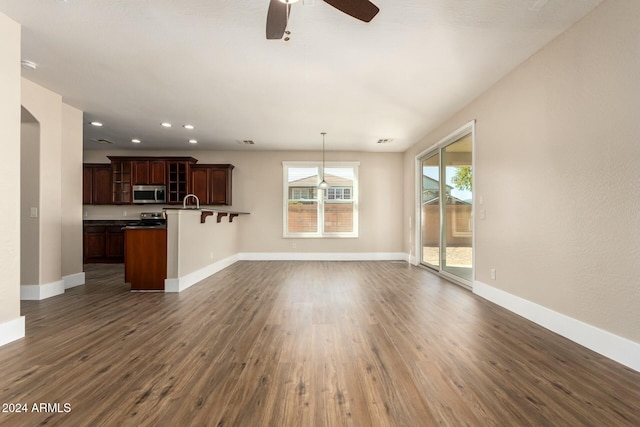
[[321, 132, 326, 180]]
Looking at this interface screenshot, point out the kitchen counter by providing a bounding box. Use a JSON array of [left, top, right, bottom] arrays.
[[162, 207, 249, 224]]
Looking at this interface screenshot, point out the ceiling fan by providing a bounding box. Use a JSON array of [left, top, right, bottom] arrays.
[[266, 0, 379, 40]]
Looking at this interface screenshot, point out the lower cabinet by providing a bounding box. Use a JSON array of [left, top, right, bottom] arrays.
[[83, 224, 125, 263], [125, 228, 167, 291]]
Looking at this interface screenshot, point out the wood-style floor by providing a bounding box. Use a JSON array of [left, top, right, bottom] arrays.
[[0, 261, 638, 426]]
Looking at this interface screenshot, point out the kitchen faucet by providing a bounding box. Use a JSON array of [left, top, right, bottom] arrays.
[[183, 193, 200, 209]]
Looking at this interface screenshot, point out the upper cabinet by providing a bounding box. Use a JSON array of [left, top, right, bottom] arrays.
[[83, 164, 112, 205], [190, 164, 234, 206], [83, 157, 230, 206], [167, 158, 197, 204], [110, 159, 132, 204], [132, 160, 166, 185]]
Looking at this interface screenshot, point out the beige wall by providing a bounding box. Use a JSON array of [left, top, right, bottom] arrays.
[[20, 111, 40, 285], [61, 103, 83, 277], [0, 12, 20, 324], [404, 0, 640, 343], [166, 210, 239, 279], [21, 78, 63, 286], [84, 150, 404, 255]]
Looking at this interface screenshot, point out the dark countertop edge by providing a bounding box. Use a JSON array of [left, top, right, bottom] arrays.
[[123, 225, 167, 230], [84, 220, 134, 225], [163, 207, 250, 215]]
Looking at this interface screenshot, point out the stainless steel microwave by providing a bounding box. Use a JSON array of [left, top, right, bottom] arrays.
[[132, 185, 166, 204]]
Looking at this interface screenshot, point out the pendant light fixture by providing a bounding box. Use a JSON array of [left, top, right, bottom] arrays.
[[318, 132, 330, 190]]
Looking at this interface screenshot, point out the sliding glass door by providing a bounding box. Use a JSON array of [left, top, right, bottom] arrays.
[[419, 125, 473, 286], [420, 152, 440, 270]]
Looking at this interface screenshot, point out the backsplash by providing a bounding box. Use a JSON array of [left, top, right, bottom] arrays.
[[83, 204, 167, 220]]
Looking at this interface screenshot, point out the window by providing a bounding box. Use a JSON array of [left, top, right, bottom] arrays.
[[283, 162, 359, 237]]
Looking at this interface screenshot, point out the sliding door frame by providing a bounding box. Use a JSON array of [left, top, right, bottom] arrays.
[[414, 120, 476, 289]]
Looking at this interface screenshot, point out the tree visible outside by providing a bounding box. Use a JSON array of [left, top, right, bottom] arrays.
[[452, 166, 472, 191]]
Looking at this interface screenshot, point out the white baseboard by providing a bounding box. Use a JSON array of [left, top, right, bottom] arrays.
[[239, 252, 408, 261], [21, 279, 65, 300], [473, 280, 640, 373], [0, 316, 25, 347], [63, 272, 85, 289], [165, 254, 241, 293]]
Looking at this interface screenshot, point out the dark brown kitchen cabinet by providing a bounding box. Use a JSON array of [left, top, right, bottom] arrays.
[[133, 160, 166, 185], [111, 160, 132, 204], [189, 164, 234, 206], [167, 159, 196, 204], [125, 228, 167, 291], [83, 164, 112, 205], [83, 224, 125, 263]]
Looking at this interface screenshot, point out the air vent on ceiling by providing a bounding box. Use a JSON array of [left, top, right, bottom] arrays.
[[91, 138, 114, 145], [237, 140, 255, 145], [377, 138, 392, 144]]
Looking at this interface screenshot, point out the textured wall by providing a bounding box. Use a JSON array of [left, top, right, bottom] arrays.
[[21, 78, 63, 286], [0, 12, 20, 323], [404, 0, 640, 342], [61, 103, 83, 277]]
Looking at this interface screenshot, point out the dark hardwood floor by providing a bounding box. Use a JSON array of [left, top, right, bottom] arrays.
[[0, 261, 638, 426]]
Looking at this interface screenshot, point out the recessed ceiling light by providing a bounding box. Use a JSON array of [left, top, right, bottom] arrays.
[[90, 121, 103, 127], [183, 124, 195, 130], [20, 60, 37, 71], [131, 139, 141, 144], [189, 139, 198, 144], [161, 122, 172, 128]]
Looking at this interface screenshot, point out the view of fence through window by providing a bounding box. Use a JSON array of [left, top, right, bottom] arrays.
[[285, 165, 357, 236]]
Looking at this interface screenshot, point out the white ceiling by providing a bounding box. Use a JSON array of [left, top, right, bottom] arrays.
[[0, 0, 602, 152]]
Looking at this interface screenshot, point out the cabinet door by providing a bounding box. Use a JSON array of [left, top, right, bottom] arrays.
[[210, 167, 232, 205], [83, 164, 112, 205], [93, 166, 112, 204], [83, 166, 93, 204], [106, 226, 125, 259], [112, 161, 132, 204], [83, 226, 106, 260], [167, 161, 190, 204], [132, 161, 150, 185], [189, 167, 210, 205], [150, 160, 166, 185]]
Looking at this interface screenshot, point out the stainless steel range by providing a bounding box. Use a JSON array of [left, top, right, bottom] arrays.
[[126, 212, 167, 228]]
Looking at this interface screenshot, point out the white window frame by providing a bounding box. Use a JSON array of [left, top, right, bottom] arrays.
[[283, 161, 359, 238]]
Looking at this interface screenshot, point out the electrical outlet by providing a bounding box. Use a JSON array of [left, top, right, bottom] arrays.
[[210, 252, 214, 260], [123, 211, 127, 217], [292, 243, 297, 249], [490, 268, 496, 280], [30, 207, 38, 218]]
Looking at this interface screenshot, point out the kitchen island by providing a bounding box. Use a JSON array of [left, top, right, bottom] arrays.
[[124, 226, 167, 291], [163, 208, 248, 292]]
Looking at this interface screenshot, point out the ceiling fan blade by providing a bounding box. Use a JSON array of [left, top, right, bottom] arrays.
[[266, 0, 288, 39], [323, 0, 379, 22]]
